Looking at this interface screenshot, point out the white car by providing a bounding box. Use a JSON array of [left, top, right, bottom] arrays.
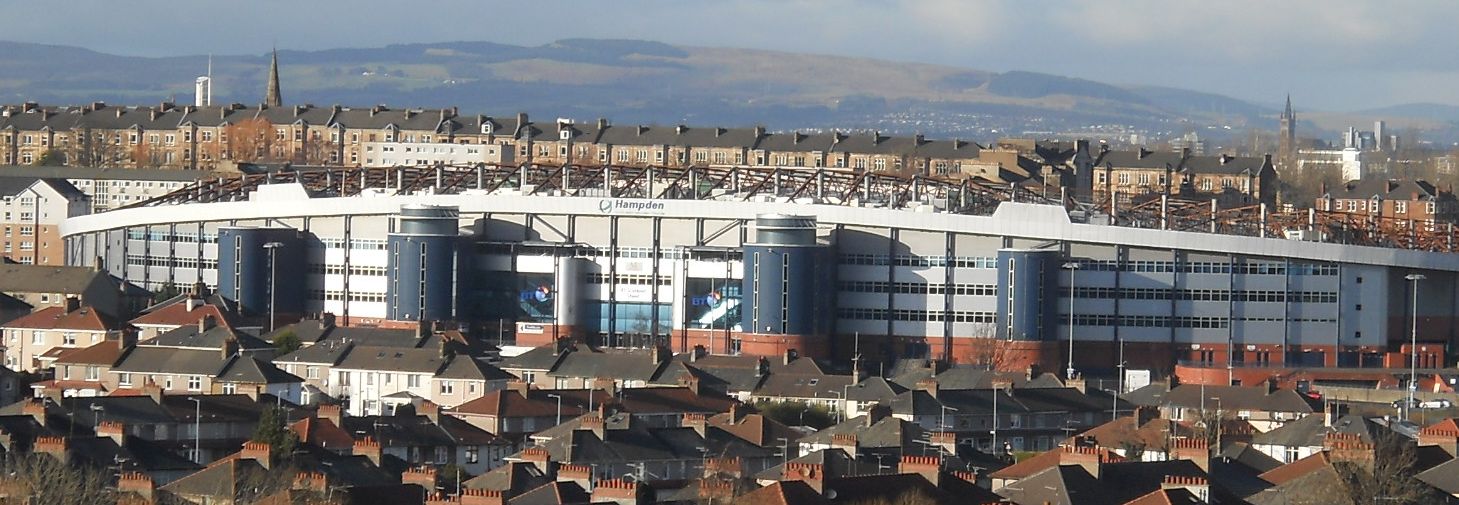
[[1419, 399, 1454, 409]]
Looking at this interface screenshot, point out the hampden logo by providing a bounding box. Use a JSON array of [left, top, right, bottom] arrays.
[[597, 198, 666, 215]]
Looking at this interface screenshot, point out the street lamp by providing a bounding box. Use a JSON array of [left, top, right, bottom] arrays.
[[1062, 262, 1080, 380], [188, 397, 202, 463], [547, 393, 562, 425], [263, 241, 285, 334], [1406, 273, 1425, 421]]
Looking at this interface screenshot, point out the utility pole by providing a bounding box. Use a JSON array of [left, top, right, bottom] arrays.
[[1406, 273, 1425, 421], [1062, 262, 1080, 380]]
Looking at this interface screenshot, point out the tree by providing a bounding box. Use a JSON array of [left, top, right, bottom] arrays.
[[273, 330, 302, 356], [752, 400, 835, 429], [226, 118, 279, 164], [252, 405, 301, 461], [1334, 430, 1445, 505], [152, 282, 182, 304], [32, 149, 60, 166], [0, 452, 115, 505], [846, 488, 941, 505], [964, 323, 1012, 371]]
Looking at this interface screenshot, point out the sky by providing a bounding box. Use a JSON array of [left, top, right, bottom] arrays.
[[4, 0, 1459, 111]]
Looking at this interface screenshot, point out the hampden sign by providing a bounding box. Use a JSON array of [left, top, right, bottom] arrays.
[[598, 198, 667, 215]]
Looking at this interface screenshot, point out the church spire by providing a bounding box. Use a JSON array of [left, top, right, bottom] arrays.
[[264, 48, 282, 107]]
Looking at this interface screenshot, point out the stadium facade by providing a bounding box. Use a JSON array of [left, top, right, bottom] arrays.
[[59, 165, 1459, 374]]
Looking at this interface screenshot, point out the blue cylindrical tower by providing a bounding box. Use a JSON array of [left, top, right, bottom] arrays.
[[741, 215, 832, 352], [387, 204, 460, 322], [995, 249, 1061, 341], [217, 227, 305, 318]]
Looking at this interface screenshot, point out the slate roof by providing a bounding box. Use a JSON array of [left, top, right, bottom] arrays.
[[464, 460, 551, 493], [160, 458, 271, 499], [995, 465, 1111, 505], [0, 176, 85, 199], [890, 365, 1065, 390], [798, 414, 926, 450], [508, 480, 591, 505], [1416, 456, 1459, 495], [112, 347, 230, 375], [437, 356, 513, 381], [215, 356, 301, 384], [1251, 414, 1379, 448], [1124, 383, 1318, 414], [333, 345, 448, 374], [144, 322, 270, 351], [1330, 178, 1449, 201], [0, 164, 222, 182]]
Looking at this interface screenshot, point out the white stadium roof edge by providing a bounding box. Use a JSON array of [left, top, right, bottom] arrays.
[[60, 181, 1459, 273]]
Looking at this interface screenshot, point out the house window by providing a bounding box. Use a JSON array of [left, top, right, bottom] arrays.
[[407, 375, 421, 388], [31, 331, 44, 345], [440, 381, 455, 395], [187, 375, 202, 391], [1118, 173, 1130, 185], [118, 373, 132, 386], [63, 333, 76, 345], [468, 382, 478, 394], [306, 366, 319, 379], [18, 227, 31, 236], [1396, 201, 1408, 213], [435, 446, 448, 464], [221, 382, 237, 394], [466, 446, 480, 464], [164, 376, 174, 389], [85, 366, 99, 380]]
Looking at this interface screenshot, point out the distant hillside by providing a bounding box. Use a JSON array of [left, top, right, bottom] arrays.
[[1356, 103, 1459, 124], [0, 39, 1285, 139]]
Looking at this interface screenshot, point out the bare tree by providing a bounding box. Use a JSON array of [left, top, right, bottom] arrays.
[[0, 453, 114, 505], [965, 324, 1013, 371], [225, 118, 279, 164], [1334, 430, 1445, 505]]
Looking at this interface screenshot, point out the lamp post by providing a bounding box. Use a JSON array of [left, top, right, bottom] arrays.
[[1406, 273, 1425, 421], [1114, 338, 1125, 419], [547, 393, 562, 425], [1062, 262, 1080, 380], [188, 397, 202, 464], [263, 241, 285, 334]]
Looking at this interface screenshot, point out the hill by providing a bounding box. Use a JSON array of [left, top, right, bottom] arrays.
[[0, 39, 1278, 139]]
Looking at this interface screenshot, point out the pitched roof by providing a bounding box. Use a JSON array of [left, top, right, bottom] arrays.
[[334, 345, 447, 374], [798, 414, 926, 450], [737, 480, 829, 505], [1, 305, 120, 332], [1126, 384, 1318, 414], [143, 322, 269, 350], [1251, 414, 1378, 448], [1330, 178, 1448, 201], [111, 347, 230, 375], [1416, 456, 1459, 495], [988, 446, 1124, 481], [1258, 451, 1332, 485], [215, 356, 301, 384], [130, 296, 243, 329], [437, 356, 513, 381], [995, 465, 1112, 505], [50, 337, 128, 366]]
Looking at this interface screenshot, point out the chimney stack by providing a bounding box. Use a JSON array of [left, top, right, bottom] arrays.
[[353, 437, 382, 467], [240, 440, 273, 469], [318, 403, 343, 426], [97, 421, 126, 445]]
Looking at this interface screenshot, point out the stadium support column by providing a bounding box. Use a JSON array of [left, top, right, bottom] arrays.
[[994, 248, 1061, 372], [740, 215, 831, 359], [385, 205, 460, 323]]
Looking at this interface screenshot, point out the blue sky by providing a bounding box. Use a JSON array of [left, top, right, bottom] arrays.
[[5, 0, 1458, 110]]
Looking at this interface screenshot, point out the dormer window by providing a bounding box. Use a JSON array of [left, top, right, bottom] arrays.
[[481, 124, 493, 135], [559, 129, 571, 140]]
